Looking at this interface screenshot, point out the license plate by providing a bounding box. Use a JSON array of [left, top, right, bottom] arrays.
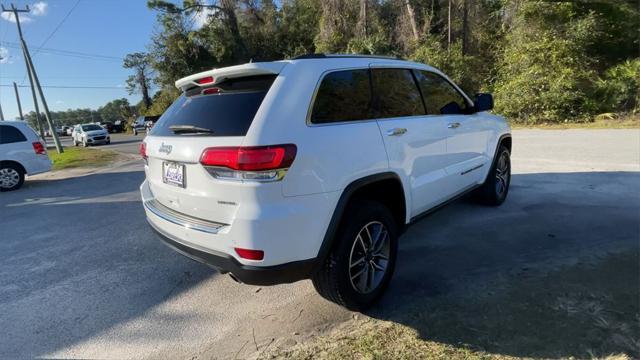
[[162, 161, 185, 188]]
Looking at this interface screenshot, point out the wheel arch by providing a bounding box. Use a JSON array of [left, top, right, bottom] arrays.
[[314, 172, 407, 270], [0, 160, 27, 175], [500, 134, 512, 153], [481, 133, 512, 184]]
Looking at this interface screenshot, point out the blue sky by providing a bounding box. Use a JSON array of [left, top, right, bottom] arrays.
[[0, 0, 160, 120]]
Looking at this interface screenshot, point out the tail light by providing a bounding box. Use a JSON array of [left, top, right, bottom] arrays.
[[32, 141, 46, 155], [200, 144, 296, 182], [139, 142, 147, 162], [234, 247, 264, 261]]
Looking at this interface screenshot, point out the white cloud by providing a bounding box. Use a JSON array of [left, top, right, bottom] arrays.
[[0, 47, 11, 64], [1, 2, 47, 23], [1, 12, 33, 23], [32, 2, 48, 16]]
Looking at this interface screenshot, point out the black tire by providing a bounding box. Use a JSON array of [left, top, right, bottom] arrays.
[[311, 200, 398, 311], [0, 163, 25, 192], [475, 145, 511, 206]]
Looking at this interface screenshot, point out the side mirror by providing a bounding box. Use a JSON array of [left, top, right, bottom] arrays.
[[474, 93, 494, 112]]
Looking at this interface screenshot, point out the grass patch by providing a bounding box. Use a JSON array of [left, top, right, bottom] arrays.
[[510, 114, 639, 129], [48, 147, 119, 170], [261, 251, 639, 359], [261, 320, 519, 360]]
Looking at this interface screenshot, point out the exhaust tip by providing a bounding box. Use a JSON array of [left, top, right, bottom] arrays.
[[228, 273, 242, 283]]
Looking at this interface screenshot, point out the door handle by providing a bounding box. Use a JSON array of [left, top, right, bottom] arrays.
[[386, 128, 407, 136], [447, 122, 461, 129]]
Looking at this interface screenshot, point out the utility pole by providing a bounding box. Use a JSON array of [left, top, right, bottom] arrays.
[[22, 45, 45, 139], [13, 82, 24, 120], [0, 102, 4, 120], [2, 3, 63, 153]]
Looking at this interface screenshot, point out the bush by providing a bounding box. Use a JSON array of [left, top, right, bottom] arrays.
[[493, 2, 601, 124], [595, 59, 640, 114]]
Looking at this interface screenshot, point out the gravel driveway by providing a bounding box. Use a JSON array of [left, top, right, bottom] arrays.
[[1, 129, 638, 359]]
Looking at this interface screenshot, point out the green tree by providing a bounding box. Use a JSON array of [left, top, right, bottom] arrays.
[[493, 1, 600, 123], [98, 98, 136, 123], [123, 52, 154, 109]]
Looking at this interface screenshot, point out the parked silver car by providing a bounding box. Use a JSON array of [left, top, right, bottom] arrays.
[[72, 124, 110, 147]]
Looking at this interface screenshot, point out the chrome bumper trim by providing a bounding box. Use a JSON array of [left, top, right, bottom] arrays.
[[144, 198, 227, 234]]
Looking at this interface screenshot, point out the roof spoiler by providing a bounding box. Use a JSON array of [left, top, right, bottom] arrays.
[[175, 62, 286, 92]]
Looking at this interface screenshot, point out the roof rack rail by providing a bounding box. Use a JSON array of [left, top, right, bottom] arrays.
[[292, 53, 404, 61]]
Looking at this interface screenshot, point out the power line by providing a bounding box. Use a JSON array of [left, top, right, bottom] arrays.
[[0, 75, 125, 79], [0, 41, 123, 62], [1, 84, 130, 89], [32, 0, 82, 58], [18, 0, 83, 88]]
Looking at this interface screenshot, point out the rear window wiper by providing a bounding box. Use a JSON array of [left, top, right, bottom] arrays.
[[169, 125, 215, 135]]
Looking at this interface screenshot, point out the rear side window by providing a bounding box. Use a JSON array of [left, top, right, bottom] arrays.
[[416, 71, 469, 115], [150, 75, 276, 137], [310, 69, 372, 124], [0, 125, 27, 144], [371, 68, 425, 118]]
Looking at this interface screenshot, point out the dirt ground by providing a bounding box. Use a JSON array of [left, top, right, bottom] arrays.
[[262, 250, 639, 359]]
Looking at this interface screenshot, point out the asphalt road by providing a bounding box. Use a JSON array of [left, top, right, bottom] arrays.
[[46, 133, 144, 155], [2, 129, 639, 359]]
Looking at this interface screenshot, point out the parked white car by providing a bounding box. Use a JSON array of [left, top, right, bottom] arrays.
[[72, 124, 110, 147], [0, 121, 51, 191], [140, 54, 511, 310]]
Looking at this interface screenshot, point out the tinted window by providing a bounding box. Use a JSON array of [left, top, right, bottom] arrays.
[[372, 68, 425, 118], [151, 75, 276, 137], [0, 125, 27, 144], [416, 71, 469, 115], [311, 69, 372, 124]]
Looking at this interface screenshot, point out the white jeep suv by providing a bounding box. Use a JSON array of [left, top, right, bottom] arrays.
[[140, 54, 511, 310]]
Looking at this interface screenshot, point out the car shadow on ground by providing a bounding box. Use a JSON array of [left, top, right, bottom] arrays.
[[1, 170, 638, 358], [0, 170, 219, 358], [367, 171, 640, 359]]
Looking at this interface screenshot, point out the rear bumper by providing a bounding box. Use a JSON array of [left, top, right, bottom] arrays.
[[140, 179, 334, 285], [148, 219, 315, 285], [24, 155, 52, 175]]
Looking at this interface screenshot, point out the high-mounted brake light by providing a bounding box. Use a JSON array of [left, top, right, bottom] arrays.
[[234, 247, 264, 261], [139, 142, 147, 161], [32, 141, 46, 155], [196, 76, 214, 85], [200, 144, 297, 182], [202, 87, 221, 95]]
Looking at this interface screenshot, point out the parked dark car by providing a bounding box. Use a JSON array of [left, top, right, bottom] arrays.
[[132, 115, 160, 135], [100, 122, 114, 133], [112, 120, 124, 133]]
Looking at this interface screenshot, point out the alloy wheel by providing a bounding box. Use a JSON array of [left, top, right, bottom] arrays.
[[0, 168, 20, 189], [348, 221, 390, 294], [495, 151, 510, 196]]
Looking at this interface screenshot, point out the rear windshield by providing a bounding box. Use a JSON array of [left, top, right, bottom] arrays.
[[150, 75, 276, 137]]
